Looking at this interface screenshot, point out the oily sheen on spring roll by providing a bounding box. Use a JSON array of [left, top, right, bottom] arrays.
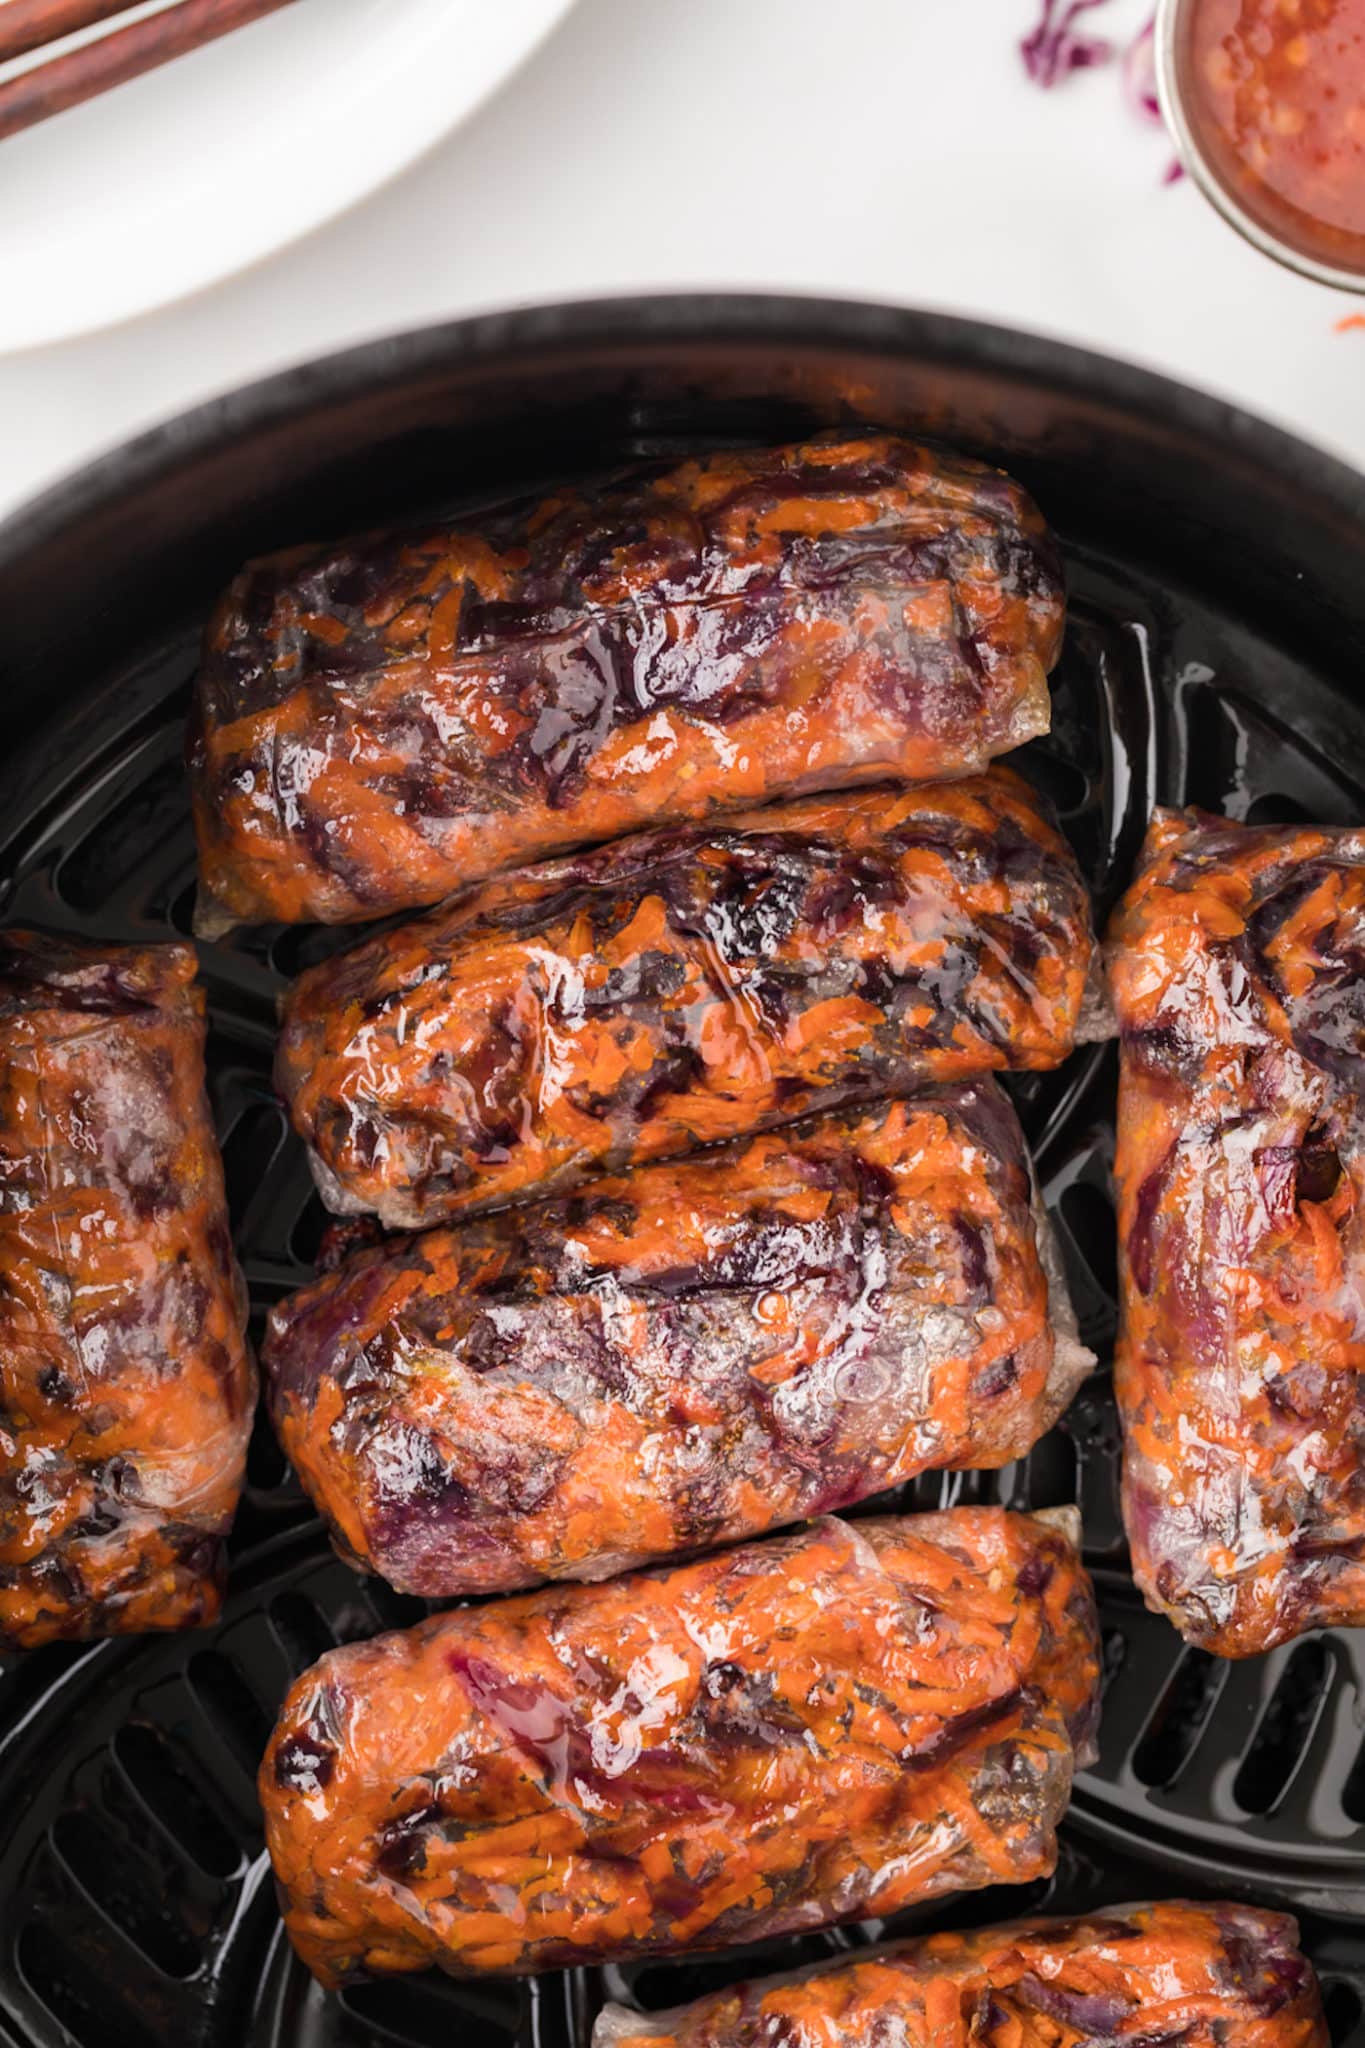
[[0, 932, 254, 1648], [1111, 810, 1365, 1655], [592, 1901, 1327, 2048], [263, 1089, 1092, 1597], [277, 768, 1100, 1230], [190, 434, 1065, 933], [261, 1507, 1100, 1984]]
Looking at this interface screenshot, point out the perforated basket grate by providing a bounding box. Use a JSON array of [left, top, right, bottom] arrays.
[[2, 488, 1364, 2047]]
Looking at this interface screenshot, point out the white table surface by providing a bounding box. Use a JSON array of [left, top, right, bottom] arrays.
[[3, 0, 1364, 528]]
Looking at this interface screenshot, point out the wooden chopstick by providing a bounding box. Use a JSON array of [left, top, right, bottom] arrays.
[[0, 0, 302, 143], [0, 1, 136, 66]]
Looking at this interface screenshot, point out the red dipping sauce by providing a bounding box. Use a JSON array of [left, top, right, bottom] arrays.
[[1181, 0, 1365, 275]]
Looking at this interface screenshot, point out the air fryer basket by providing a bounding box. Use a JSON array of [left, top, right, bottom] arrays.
[[1, 297, 1364, 2048]]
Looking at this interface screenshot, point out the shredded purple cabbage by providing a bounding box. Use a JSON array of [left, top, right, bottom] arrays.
[[1022, 5, 1181, 175], [1121, 16, 1161, 124], [1020, 0, 1114, 87]]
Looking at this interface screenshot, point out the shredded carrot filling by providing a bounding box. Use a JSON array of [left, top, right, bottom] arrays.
[[260, 1509, 1098, 1987], [599, 1898, 1326, 2047], [276, 765, 1093, 1229], [1109, 810, 1365, 1658], [189, 435, 1064, 934]]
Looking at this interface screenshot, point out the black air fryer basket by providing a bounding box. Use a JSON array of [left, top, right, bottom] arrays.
[[1, 297, 1363, 2048]]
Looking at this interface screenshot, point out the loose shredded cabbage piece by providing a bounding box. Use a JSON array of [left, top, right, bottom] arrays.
[[1121, 14, 1160, 121], [1020, 0, 1114, 86], [1022, 5, 1181, 174], [1120, 13, 1187, 175]]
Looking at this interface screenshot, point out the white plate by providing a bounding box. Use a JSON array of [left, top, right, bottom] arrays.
[[0, 0, 574, 354]]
